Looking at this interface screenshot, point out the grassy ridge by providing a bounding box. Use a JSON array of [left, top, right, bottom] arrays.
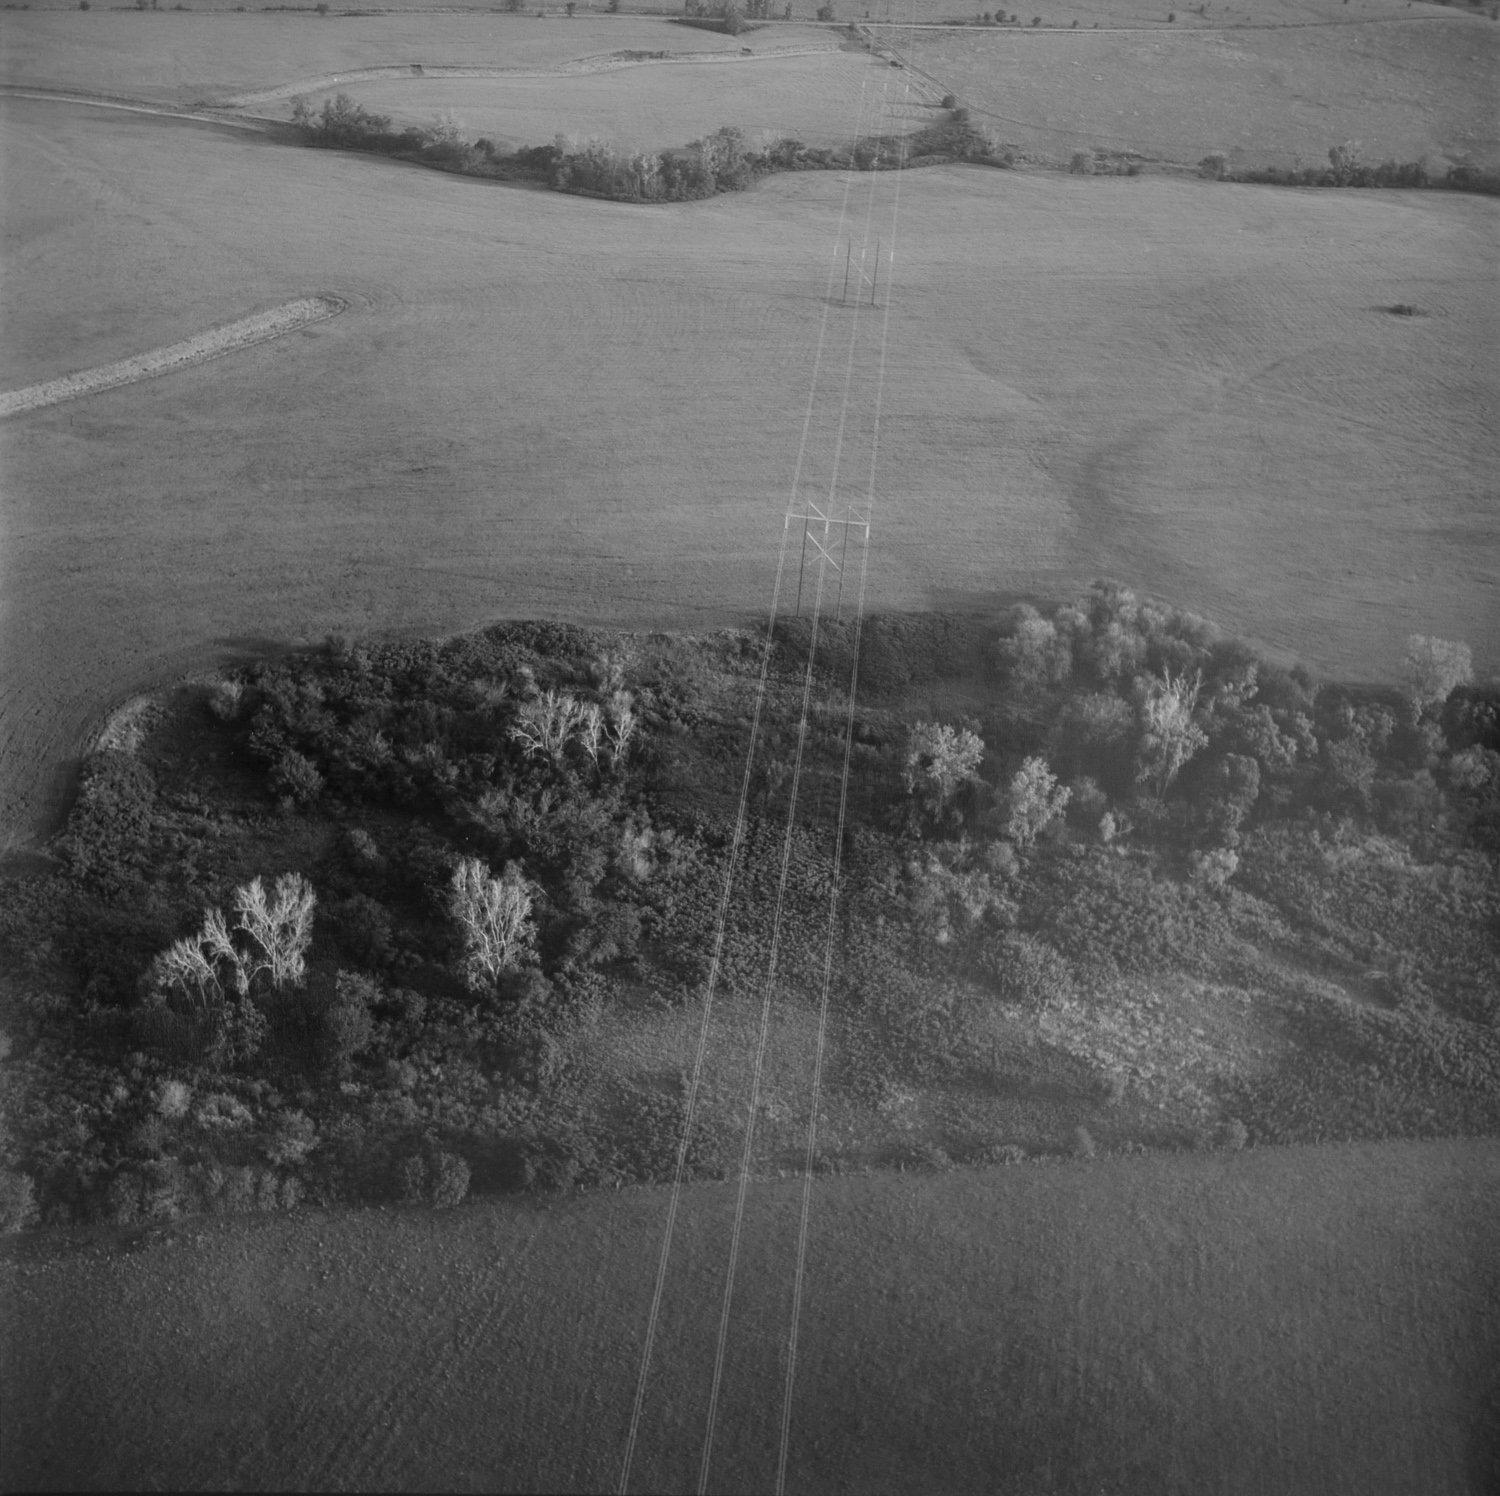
[[3, 1138, 1497, 1492]]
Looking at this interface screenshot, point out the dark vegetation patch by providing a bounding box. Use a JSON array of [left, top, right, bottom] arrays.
[[286, 94, 1007, 205], [1199, 145, 1500, 196], [1, 592, 1496, 1232]]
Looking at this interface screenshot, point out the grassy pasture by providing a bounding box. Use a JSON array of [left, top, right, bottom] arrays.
[[892, 11, 1500, 169], [2, 96, 1495, 847], [3, 1138, 1496, 1492], [0, 13, 816, 105], [275, 50, 916, 153]]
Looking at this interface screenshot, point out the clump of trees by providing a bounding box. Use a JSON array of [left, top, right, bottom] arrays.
[[139, 874, 316, 1067], [1223, 142, 1500, 196]]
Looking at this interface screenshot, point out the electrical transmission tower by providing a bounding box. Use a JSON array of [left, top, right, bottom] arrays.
[[840, 239, 883, 308], [790, 499, 871, 623]]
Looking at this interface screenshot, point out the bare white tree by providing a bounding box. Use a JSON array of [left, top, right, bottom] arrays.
[[147, 933, 232, 1018], [604, 690, 638, 764], [233, 873, 317, 990], [578, 702, 606, 769], [509, 689, 586, 762], [450, 857, 535, 990]]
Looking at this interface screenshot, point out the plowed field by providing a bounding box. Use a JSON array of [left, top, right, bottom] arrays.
[[4, 1139, 1497, 1493]]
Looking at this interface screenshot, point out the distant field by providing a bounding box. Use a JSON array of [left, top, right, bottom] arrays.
[[3, 90, 1496, 847], [276, 50, 921, 153], [0, 12, 821, 105], [893, 12, 1500, 169], [3, 1139, 1497, 1492]]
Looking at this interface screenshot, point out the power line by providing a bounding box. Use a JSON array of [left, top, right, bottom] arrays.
[[616, 43, 899, 1496]]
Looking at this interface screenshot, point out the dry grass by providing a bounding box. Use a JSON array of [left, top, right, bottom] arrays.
[[270, 51, 913, 153], [892, 9, 1500, 170], [3, 98, 1495, 848], [0, 13, 814, 105], [3, 1138, 1496, 1492]]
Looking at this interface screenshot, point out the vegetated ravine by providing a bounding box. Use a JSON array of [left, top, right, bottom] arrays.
[[1, 585, 1497, 1233]]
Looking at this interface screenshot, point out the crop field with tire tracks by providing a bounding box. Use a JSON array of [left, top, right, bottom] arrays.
[[3, 1140, 1497, 1493]]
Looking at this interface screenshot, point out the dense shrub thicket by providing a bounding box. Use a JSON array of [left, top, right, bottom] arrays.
[[1199, 143, 1500, 196], [1, 593, 1496, 1231], [288, 93, 1009, 205]]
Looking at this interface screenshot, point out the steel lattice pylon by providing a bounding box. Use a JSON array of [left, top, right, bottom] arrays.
[[789, 499, 871, 622]]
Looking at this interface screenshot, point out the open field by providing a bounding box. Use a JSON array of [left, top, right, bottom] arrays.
[[3, 86, 1496, 849], [3, 1138, 1497, 1492], [0, 13, 831, 105], [892, 11, 1500, 169], [274, 50, 921, 153]]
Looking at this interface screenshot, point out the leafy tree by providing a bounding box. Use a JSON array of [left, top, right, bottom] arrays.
[[903, 722, 985, 812], [1004, 756, 1070, 849], [1135, 669, 1208, 798], [997, 605, 1073, 691], [1403, 635, 1472, 715]]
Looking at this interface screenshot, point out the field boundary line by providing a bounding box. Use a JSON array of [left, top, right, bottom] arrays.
[[0, 297, 345, 419], [0, 85, 271, 129]]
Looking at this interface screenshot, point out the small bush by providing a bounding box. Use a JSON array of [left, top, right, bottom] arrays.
[[1069, 151, 1094, 175], [0, 1171, 39, 1233], [263, 1109, 318, 1167], [103, 1170, 142, 1225], [156, 1078, 192, 1118], [1071, 1126, 1096, 1159], [976, 933, 1075, 1011], [1221, 1117, 1249, 1152], [1199, 152, 1228, 180], [430, 1151, 471, 1207], [321, 971, 376, 1073]]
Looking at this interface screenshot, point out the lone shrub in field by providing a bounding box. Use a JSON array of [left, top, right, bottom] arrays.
[[1069, 151, 1094, 175], [1199, 152, 1228, 180], [1403, 635, 1472, 715], [1071, 1126, 1096, 1159], [450, 858, 536, 991]]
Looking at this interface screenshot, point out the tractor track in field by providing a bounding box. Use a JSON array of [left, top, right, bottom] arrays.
[[0, 295, 346, 418]]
